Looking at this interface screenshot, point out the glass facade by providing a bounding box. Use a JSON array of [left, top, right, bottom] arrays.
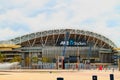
[[42, 46, 100, 63]]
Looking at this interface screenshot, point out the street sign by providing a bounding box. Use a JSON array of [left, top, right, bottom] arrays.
[[112, 55, 120, 65]]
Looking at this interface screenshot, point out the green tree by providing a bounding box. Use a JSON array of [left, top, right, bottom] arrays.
[[41, 57, 52, 63], [32, 56, 39, 69], [0, 52, 6, 63], [42, 57, 49, 62], [32, 56, 38, 63], [10, 56, 21, 63], [25, 57, 30, 67]]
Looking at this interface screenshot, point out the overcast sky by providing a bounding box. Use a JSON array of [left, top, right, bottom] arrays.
[[0, 0, 120, 47]]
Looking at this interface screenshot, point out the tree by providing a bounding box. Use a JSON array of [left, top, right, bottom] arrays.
[[42, 57, 49, 63], [10, 56, 22, 63], [0, 52, 6, 63], [32, 56, 39, 69], [41, 57, 52, 63], [32, 56, 38, 63], [25, 57, 30, 67]]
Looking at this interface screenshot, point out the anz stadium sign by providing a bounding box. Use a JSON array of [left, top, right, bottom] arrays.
[[57, 39, 87, 46]]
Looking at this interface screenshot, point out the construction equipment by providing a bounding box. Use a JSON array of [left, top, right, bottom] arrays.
[[57, 31, 69, 69], [62, 31, 69, 56]]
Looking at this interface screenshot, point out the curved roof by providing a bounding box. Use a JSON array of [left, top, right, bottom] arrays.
[[9, 29, 117, 48]]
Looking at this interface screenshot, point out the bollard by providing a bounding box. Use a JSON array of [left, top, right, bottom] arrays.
[[92, 75, 97, 80], [57, 77, 64, 80], [110, 74, 114, 80]]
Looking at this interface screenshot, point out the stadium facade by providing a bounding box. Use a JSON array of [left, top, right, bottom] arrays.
[[0, 29, 118, 69]]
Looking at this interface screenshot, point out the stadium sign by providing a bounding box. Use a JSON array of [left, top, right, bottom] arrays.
[[58, 39, 87, 46]]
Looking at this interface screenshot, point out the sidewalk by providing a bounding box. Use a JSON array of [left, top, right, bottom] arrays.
[[0, 69, 120, 80]]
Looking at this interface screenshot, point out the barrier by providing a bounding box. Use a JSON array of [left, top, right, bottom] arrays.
[[56, 74, 114, 80], [92, 75, 97, 80], [37, 63, 56, 69], [57, 77, 64, 80], [110, 74, 114, 80]]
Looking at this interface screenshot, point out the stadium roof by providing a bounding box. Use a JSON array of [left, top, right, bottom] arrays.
[[0, 29, 117, 48]]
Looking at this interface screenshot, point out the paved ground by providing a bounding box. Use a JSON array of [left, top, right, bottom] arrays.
[[0, 69, 120, 80]]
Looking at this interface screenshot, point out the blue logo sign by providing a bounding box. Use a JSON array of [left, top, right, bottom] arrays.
[[58, 39, 87, 46], [69, 39, 74, 45]]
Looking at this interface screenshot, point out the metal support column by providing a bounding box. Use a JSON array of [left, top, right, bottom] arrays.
[[118, 52, 120, 71], [21, 53, 25, 67]]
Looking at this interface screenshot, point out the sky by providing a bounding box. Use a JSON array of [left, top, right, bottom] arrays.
[[0, 0, 120, 47]]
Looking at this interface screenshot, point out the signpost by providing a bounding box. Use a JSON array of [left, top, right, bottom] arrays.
[[113, 55, 120, 71], [113, 55, 120, 59]]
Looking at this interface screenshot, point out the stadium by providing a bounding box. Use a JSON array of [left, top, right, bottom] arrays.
[[0, 29, 118, 69]]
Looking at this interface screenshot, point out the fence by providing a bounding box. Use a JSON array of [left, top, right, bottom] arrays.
[[31, 62, 118, 70]]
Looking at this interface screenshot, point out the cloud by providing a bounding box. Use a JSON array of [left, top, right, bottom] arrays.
[[0, 0, 120, 47], [0, 28, 27, 41]]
